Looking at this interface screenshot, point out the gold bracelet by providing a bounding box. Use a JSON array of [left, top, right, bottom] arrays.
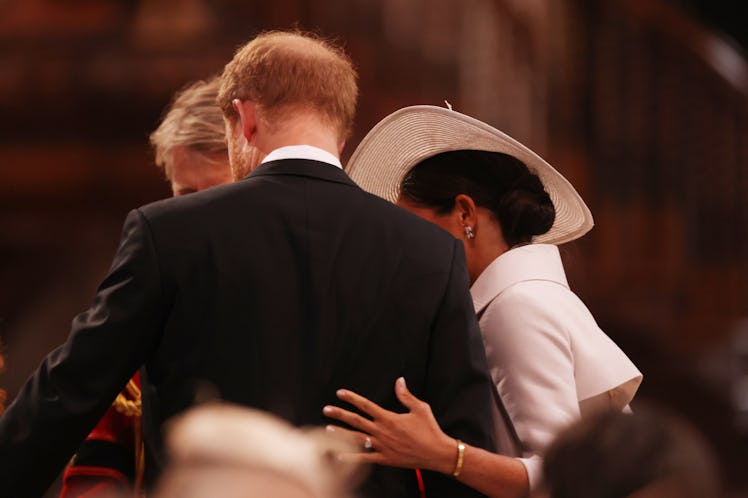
[[452, 439, 465, 477]]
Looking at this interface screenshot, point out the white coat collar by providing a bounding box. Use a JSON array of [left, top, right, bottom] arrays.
[[471, 244, 568, 314]]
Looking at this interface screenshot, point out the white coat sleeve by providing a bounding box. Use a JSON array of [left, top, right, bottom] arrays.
[[479, 283, 580, 456]]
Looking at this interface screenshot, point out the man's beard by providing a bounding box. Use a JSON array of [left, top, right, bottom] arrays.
[[228, 130, 264, 181]]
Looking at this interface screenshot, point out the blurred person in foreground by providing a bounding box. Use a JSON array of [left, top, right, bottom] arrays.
[[540, 407, 722, 498], [59, 77, 232, 498], [153, 403, 363, 498], [324, 105, 642, 497], [0, 31, 494, 498]]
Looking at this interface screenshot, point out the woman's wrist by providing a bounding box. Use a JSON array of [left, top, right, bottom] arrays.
[[451, 440, 465, 477], [432, 436, 464, 475]]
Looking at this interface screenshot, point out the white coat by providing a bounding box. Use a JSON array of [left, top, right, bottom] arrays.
[[470, 244, 643, 488]]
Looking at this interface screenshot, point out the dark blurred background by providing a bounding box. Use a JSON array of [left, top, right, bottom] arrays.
[[1, 0, 747, 495]]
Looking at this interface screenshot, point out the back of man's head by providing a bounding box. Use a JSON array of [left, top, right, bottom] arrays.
[[217, 31, 358, 143]]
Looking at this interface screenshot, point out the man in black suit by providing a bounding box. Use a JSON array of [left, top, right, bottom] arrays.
[[0, 31, 494, 497]]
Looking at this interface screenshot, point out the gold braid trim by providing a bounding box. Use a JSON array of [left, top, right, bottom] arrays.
[[111, 379, 145, 496], [112, 380, 142, 417]]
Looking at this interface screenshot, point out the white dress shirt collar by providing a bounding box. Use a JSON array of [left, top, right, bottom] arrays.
[[471, 244, 568, 314], [261, 145, 343, 169]]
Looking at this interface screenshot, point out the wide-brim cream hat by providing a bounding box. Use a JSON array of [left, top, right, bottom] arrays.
[[346, 105, 593, 245]]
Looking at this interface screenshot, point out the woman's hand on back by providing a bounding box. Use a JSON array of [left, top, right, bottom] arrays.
[[323, 377, 457, 474]]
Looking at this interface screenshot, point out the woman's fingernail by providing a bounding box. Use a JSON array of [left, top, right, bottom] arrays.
[[326, 425, 336, 432], [323, 406, 333, 415], [336, 389, 348, 397]]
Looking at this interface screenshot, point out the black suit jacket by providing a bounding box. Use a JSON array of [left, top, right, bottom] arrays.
[[0, 159, 494, 497]]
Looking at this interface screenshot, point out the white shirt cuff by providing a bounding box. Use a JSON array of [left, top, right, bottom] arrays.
[[517, 455, 543, 491]]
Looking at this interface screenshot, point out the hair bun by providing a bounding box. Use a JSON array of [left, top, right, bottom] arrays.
[[498, 172, 555, 243]]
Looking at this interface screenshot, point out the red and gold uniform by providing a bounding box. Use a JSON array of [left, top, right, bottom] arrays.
[[61, 373, 144, 497]]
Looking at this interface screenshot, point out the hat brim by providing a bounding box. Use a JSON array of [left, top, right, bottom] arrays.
[[346, 105, 593, 245]]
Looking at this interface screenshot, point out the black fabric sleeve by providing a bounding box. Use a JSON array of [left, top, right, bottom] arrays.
[[0, 209, 167, 498]]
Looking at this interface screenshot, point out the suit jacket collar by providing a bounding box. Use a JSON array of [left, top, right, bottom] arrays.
[[245, 158, 358, 188]]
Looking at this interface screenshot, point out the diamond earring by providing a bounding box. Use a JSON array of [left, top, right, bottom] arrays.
[[464, 226, 474, 239]]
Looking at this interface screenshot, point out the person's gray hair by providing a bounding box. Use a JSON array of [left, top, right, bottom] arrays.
[[153, 403, 365, 498]]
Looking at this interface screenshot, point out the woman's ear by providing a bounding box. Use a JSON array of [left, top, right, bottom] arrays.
[[454, 194, 478, 237]]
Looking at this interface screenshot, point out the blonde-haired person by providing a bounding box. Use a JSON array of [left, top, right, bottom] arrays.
[[59, 77, 232, 498], [151, 77, 233, 196], [0, 32, 495, 498], [324, 106, 642, 498], [154, 403, 363, 498]]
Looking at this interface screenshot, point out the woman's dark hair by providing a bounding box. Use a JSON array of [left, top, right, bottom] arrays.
[[399, 150, 555, 247]]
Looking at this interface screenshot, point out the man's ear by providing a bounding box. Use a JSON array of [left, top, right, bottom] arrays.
[[232, 99, 257, 142]]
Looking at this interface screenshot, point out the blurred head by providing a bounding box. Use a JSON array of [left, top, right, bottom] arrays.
[[398, 150, 555, 281], [218, 30, 358, 179], [150, 77, 232, 196], [541, 408, 721, 498], [153, 403, 363, 498]]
